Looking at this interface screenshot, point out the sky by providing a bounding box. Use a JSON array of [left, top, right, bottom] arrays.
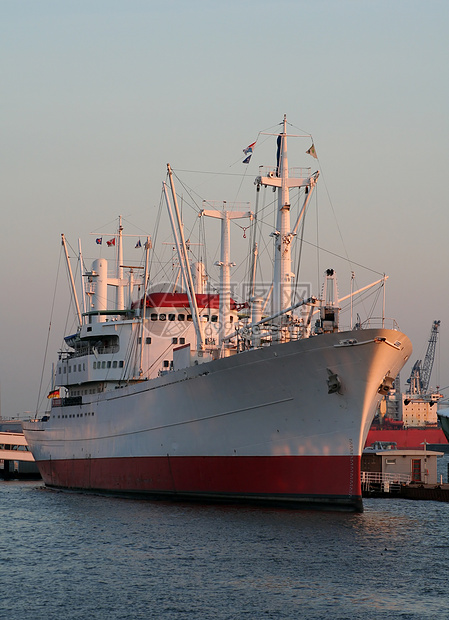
[[1, 0, 449, 417]]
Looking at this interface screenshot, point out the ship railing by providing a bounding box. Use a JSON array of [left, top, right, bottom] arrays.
[[62, 344, 120, 359], [358, 317, 400, 331], [51, 396, 83, 408], [258, 166, 312, 179], [361, 471, 412, 493]]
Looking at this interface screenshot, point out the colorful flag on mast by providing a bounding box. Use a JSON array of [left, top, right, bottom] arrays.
[[135, 240, 142, 248], [47, 389, 60, 399], [306, 144, 317, 159], [243, 141, 256, 164], [106, 238, 116, 247], [243, 141, 256, 155], [96, 238, 102, 245]]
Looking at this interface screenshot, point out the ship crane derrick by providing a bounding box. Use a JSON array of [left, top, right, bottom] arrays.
[[407, 320, 440, 396]]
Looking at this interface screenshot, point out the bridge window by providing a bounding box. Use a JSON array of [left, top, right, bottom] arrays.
[[146, 337, 151, 344], [180, 337, 185, 344], [187, 315, 192, 322], [113, 361, 117, 368], [159, 314, 166, 321], [169, 314, 176, 321], [151, 313, 157, 321], [211, 315, 218, 323], [178, 314, 185, 321], [172, 338, 178, 344]]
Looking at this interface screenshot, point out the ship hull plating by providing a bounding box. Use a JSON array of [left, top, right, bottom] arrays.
[[23, 328, 412, 511], [37, 455, 362, 511]]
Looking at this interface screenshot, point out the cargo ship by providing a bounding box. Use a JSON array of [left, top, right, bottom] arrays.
[[365, 426, 447, 450], [365, 320, 447, 451], [23, 116, 412, 511]]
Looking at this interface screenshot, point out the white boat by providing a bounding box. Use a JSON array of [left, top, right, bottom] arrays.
[[23, 116, 412, 511], [0, 421, 40, 478]]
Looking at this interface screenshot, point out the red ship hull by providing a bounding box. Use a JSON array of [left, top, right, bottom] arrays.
[[37, 454, 362, 510]]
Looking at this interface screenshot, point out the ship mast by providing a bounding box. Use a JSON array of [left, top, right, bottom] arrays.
[[255, 115, 318, 319], [61, 233, 82, 326], [139, 237, 151, 376], [78, 238, 86, 317], [274, 114, 292, 316], [163, 166, 205, 351], [200, 207, 252, 347], [116, 216, 124, 310]]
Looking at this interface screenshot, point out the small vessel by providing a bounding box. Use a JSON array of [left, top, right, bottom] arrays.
[[437, 409, 449, 444], [23, 116, 412, 511], [0, 420, 40, 479]]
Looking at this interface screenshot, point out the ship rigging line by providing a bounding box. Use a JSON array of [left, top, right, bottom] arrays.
[[35, 244, 64, 416], [299, 238, 384, 276], [316, 187, 320, 294], [175, 169, 252, 177], [293, 187, 308, 302], [312, 155, 354, 274]]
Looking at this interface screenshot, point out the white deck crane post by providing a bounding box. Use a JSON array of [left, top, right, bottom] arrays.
[[61, 234, 82, 327], [200, 207, 252, 350], [164, 166, 205, 351]]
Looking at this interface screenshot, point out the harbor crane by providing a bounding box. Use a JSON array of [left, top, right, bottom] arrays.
[[407, 320, 440, 395]]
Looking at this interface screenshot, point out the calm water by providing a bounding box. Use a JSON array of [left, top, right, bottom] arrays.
[[2, 462, 449, 620]]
